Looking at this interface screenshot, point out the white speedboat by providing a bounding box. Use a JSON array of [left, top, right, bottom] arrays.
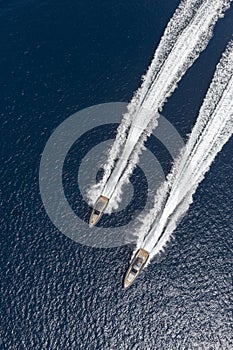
[[123, 248, 149, 289], [89, 195, 109, 228]]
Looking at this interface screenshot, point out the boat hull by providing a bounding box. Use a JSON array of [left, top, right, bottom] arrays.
[[89, 195, 109, 228], [123, 248, 149, 289]]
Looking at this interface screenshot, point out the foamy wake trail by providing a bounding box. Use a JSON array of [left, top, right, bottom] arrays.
[[88, 0, 232, 210], [135, 42, 233, 262]]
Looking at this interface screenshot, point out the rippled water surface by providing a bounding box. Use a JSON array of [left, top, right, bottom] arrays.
[[1, 1, 233, 349]]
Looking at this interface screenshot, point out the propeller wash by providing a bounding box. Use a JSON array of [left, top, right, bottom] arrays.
[[135, 41, 233, 262], [88, 0, 232, 223]]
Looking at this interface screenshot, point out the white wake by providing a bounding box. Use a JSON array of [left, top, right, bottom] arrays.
[[88, 0, 232, 212], [134, 42, 233, 261]]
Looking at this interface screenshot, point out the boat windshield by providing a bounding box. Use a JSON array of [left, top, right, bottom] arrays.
[[133, 257, 143, 269], [93, 209, 100, 215]]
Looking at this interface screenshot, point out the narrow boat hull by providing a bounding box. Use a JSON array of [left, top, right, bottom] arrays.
[[89, 195, 109, 228], [123, 248, 149, 289]]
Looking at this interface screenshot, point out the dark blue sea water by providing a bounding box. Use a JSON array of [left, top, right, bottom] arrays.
[[1, 1, 233, 349]]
